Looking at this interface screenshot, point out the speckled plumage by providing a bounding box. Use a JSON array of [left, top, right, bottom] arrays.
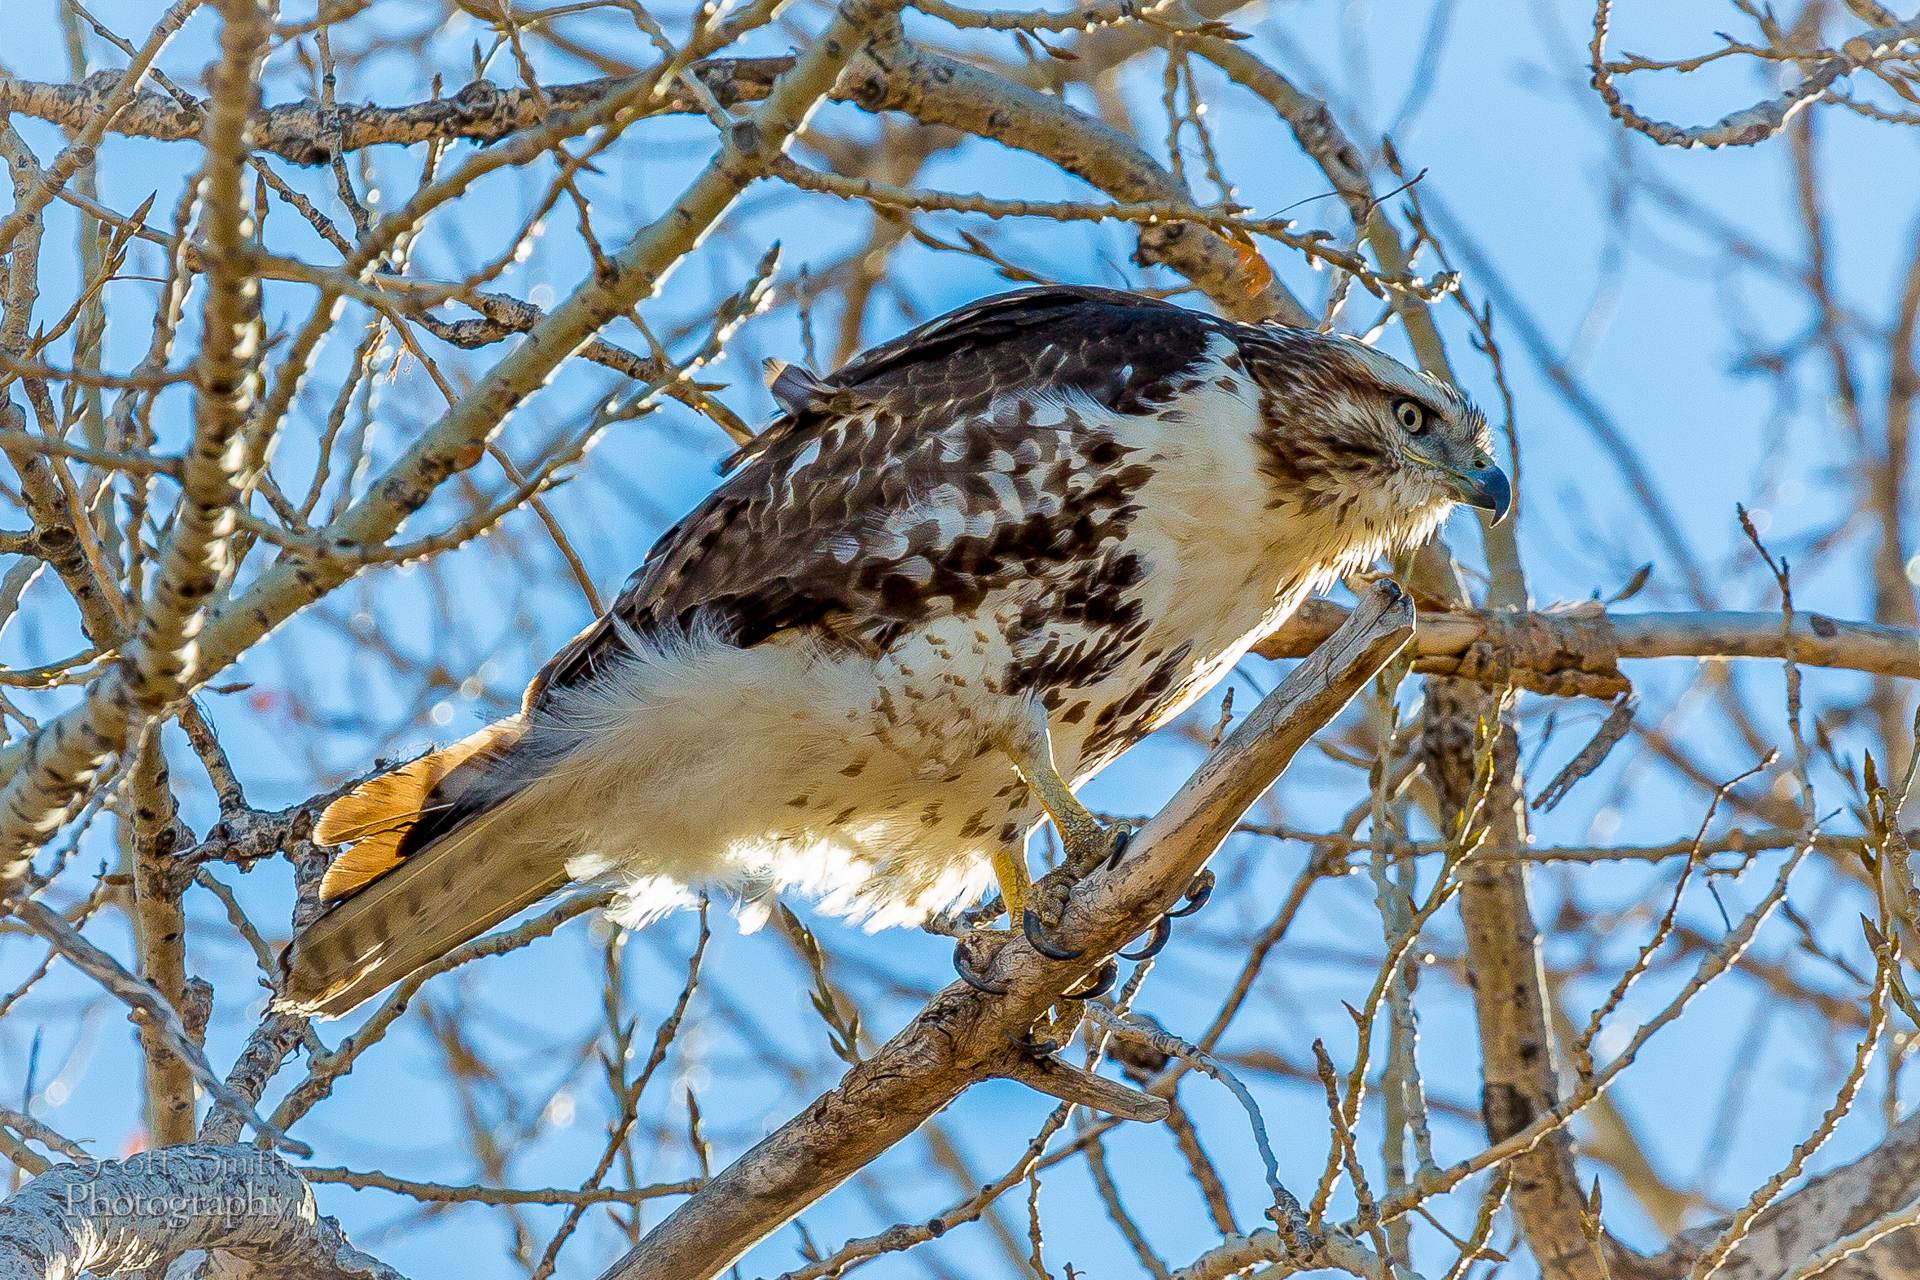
[[281, 286, 1497, 1017]]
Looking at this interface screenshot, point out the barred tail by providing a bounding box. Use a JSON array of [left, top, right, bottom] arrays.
[[278, 722, 568, 1018]]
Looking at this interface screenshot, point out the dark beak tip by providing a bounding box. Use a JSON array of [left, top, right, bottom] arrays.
[[1473, 466, 1512, 526]]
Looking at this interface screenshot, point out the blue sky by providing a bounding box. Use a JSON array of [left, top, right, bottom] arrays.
[[4, 1, 1917, 1276]]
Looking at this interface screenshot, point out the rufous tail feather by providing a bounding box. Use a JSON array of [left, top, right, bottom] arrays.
[[311, 721, 518, 902], [281, 721, 568, 1018]]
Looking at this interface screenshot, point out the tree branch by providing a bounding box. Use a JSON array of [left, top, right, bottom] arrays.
[[0, 65, 768, 163], [1648, 1108, 1920, 1279], [0, 1144, 404, 1280], [0, 46, 1312, 323], [0, 0, 270, 893], [1258, 599, 1920, 698]]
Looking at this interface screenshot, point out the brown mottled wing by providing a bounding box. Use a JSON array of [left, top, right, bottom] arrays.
[[528, 286, 1224, 704], [390, 288, 1220, 858]]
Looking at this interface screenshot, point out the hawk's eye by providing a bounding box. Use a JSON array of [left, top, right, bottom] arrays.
[[1392, 398, 1429, 435]]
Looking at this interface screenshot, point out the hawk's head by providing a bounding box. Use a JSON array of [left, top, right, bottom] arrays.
[[1236, 327, 1510, 531]]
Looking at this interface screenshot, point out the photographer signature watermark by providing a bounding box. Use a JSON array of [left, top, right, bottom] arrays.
[[61, 1149, 300, 1224]]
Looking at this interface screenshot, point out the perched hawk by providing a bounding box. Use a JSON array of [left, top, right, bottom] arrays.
[[280, 286, 1508, 1017]]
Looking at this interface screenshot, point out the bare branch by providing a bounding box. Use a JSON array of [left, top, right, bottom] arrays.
[[1259, 599, 1920, 697], [0, 1145, 404, 1280]]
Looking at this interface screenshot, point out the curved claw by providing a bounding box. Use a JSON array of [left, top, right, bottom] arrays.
[[1104, 827, 1133, 869], [1024, 908, 1084, 960], [1120, 915, 1173, 961], [1021, 1031, 1067, 1058], [952, 937, 1010, 995], [1061, 959, 1119, 1001], [1164, 869, 1215, 919]]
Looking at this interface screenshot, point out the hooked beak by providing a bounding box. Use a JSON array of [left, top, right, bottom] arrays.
[[1442, 460, 1511, 525]]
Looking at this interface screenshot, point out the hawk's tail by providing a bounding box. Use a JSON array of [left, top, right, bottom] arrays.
[[277, 723, 569, 1018]]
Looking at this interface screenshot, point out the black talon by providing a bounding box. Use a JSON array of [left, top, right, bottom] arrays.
[[1120, 915, 1173, 960], [1104, 827, 1133, 869], [1022, 1032, 1067, 1057], [1061, 959, 1119, 1000], [1165, 869, 1215, 919], [953, 938, 1009, 995], [1024, 908, 1084, 960]]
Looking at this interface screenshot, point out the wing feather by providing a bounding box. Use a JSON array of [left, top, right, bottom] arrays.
[[527, 286, 1225, 704]]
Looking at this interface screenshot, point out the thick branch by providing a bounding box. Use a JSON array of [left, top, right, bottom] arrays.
[[0, 65, 762, 164], [1259, 600, 1920, 698], [0, 0, 269, 892], [0, 49, 1309, 323], [1424, 683, 1641, 1280], [0, 1144, 404, 1280], [1649, 1109, 1920, 1279], [593, 580, 1413, 1280], [835, 35, 1307, 323], [127, 737, 198, 1147]]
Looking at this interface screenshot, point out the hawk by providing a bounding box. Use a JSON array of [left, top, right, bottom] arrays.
[[280, 285, 1508, 1018]]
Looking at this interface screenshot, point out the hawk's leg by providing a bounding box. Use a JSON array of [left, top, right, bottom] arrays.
[[993, 843, 1035, 920], [1001, 710, 1129, 962], [1008, 741, 1129, 881], [952, 844, 1035, 995]]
